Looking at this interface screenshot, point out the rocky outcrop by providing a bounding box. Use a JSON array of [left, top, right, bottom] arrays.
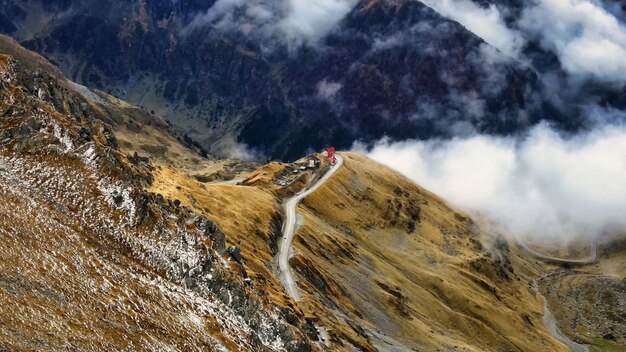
[[0, 53, 311, 350]]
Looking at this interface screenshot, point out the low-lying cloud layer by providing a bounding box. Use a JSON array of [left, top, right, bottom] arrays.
[[360, 122, 626, 241], [187, 0, 626, 241]]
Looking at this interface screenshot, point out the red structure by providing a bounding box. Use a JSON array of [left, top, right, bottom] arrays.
[[325, 147, 336, 165]]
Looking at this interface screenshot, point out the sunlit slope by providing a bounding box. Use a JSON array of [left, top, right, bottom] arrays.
[[0, 52, 310, 351], [0, 157, 238, 351], [1, 34, 254, 187], [146, 155, 391, 349], [292, 152, 566, 351], [147, 165, 293, 305]]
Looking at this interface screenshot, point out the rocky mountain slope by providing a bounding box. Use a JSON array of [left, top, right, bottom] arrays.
[[0, 43, 314, 351], [0, 0, 562, 160], [2, 35, 625, 351]]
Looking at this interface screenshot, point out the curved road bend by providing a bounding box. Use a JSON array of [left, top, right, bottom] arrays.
[[517, 238, 597, 264], [519, 238, 595, 351], [279, 154, 344, 301]]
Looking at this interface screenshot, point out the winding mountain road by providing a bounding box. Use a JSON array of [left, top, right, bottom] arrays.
[[520, 238, 595, 350], [278, 154, 344, 301], [517, 238, 597, 264], [542, 297, 589, 352]]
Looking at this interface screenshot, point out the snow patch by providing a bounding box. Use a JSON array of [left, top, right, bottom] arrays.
[[52, 123, 74, 153]]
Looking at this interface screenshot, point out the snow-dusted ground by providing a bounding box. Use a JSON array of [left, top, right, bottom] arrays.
[[0, 57, 298, 351], [0, 147, 291, 350]]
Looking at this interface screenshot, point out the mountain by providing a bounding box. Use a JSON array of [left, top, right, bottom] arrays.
[[0, 37, 544, 351], [0, 37, 312, 351], [270, 152, 564, 351], [2, 2, 626, 351], [2, 37, 625, 351], [0, 0, 562, 160]]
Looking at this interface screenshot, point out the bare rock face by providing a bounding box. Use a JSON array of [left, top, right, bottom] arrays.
[[0, 0, 565, 160], [0, 53, 312, 351]]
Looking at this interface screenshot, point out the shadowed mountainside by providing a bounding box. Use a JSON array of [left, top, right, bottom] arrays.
[[0, 0, 565, 160]]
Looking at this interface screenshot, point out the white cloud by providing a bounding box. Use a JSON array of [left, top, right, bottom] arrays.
[[184, 0, 357, 47], [519, 0, 626, 82], [183, 0, 247, 33], [418, 0, 526, 57], [316, 79, 342, 101], [279, 0, 357, 44], [419, 0, 626, 83], [360, 123, 626, 241], [212, 135, 262, 161]]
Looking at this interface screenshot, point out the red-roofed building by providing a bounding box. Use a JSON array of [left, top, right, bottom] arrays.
[[324, 147, 336, 165]]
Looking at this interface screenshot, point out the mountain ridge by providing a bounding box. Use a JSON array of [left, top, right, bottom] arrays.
[[0, 0, 559, 160], [0, 47, 313, 351], [1, 5, 625, 351]]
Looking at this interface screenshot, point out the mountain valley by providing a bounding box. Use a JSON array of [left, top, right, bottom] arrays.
[[1, 1, 625, 351]]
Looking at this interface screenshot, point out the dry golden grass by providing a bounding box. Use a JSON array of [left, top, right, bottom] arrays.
[[5, 39, 618, 348], [112, 110, 253, 182], [148, 165, 297, 309], [0, 35, 61, 76], [116, 124, 257, 185], [1, 47, 306, 350], [241, 156, 326, 197], [290, 152, 568, 351], [240, 162, 286, 190], [0, 100, 237, 351], [150, 166, 275, 243]]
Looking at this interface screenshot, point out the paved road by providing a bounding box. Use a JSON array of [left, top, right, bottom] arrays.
[[517, 238, 597, 264], [542, 296, 589, 352], [519, 239, 595, 351], [278, 154, 344, 301]]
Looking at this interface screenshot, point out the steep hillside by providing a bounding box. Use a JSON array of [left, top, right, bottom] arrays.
[[0, 51, 314, 350], [0, 0, 556, 160], [144, 155, 378, 349], [288, 153, 569, 351], [0, 33, 251, 174], [1, 28, 624, 352]]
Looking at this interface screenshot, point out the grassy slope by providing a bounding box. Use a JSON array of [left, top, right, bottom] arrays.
[[292, 152, 568, 351], [146, 156, 334, 317], [0, 54, 237, 350], [5, 32, 622, 351], [0, 43, 310, 350], [0, 156, 237, 351], [147, 165, 297, 310], [147, 157, 381, 349]]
